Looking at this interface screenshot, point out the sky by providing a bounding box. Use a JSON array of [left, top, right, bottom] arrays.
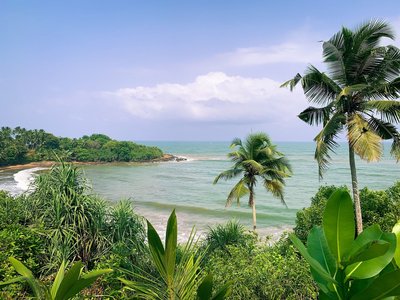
[[1, 0, 400, 141]]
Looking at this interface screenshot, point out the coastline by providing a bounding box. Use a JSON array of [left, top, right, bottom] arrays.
[[0, 154, 186, 172]]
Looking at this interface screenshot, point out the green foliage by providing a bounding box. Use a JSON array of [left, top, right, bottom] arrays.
[[0, 225, 46, 299], [203, 220, 256, 255], [295, 183, 400, 242], [290, 189, 400, 299], [29, 163, 108, 270], [0, 191, 35, 229], [120, 210, 231, 300], [0, 258, 112, 300], [0, 127, 163, 166], [204, 241, 317, 299], [214, 132, 292, 229], [282, 20, 400, 175]]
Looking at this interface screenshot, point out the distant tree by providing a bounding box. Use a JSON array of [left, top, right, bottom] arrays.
[[214, 133, 292, 230], [282, 20, 400, 234]]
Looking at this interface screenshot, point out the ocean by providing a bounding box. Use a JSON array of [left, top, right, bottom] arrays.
[[0, 142, 399, 240]]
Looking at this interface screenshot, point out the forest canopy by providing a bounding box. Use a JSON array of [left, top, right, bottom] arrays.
[[0, 126, 163, 166]]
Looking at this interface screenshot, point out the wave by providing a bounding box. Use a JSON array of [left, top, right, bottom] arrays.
[[175, 155, 226, 162], [13, 167, 48, 192]]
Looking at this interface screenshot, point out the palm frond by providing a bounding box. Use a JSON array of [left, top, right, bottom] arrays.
[[298, 104, 332, 126], [364, 100, 400, 123], [280, 73, 302, 91], [347, 113, 382, 162], [367, 116, 400, 140], [230, 137, 242, 148], [314, 114, 344, 178], [226, 179, 250, 207], [353, 19, 395, 51], [263, 180, 287, 207], [301, 65, 341, 105], [213, 168, 242, 184]]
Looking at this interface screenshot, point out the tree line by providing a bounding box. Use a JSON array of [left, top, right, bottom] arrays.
[[0, 126, 163, 166]]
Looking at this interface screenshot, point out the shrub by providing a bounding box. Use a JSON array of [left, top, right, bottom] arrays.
[[0, 225, 46, 299], [204, 242, 317, 299], [294, 182, 400, 242], [203, 220, 257, 255]]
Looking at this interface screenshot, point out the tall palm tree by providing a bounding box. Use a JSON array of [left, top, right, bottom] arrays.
[[282, 20, 400, 234], [214, 133, 292, 230]]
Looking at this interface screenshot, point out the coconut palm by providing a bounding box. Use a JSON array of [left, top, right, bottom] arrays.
[[282, 20, 400, 234], [214, 133, 292, 230]]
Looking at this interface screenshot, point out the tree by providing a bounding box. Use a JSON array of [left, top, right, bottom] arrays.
[[282, 20, 400, 234], [214, 133, 292, 230]]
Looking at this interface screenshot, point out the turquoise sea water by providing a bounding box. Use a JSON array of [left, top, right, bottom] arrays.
[[1, 142, 399, 239]]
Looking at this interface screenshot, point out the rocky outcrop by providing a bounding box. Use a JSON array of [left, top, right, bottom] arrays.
[[151, 154, 187, 162]]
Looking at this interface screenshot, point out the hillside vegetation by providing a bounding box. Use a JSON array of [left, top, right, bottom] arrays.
[[0, 126, 163, 166]]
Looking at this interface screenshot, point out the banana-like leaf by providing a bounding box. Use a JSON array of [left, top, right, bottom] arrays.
[[351, 269, 400, 300], [307, 227, 336, 276], [345, 232, 396, 280], [323, 190, 355, 264], [392, 221, 400, 268], [290, 234, 337, 285]]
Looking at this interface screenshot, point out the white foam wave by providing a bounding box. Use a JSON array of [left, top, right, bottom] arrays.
[[176, 156, 226, 162], [13, 167, 48, 192]]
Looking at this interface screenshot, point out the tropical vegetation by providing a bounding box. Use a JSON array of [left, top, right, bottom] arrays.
[[0, 126, 163, 166], [282, 19, 400, 234], [291, 189, 400, 299], [214, 132, 292, 230]]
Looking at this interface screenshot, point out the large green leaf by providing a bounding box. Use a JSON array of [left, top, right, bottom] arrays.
[[351, 269, 400, 300], [54, 261, 83, 300], [344, 225, 385, 262], [197, 274, 213, 300], [323, 190, 355, 264], [8, 258, 42, 298], [147, 219, 167, 280], [345, 232, 396, 280], [290, 234, 337, 285], [392, 221, 400, 267], [51, 261, 66, 299], [165, 209, 177, 284], [307, 226, 336, 276], [62, 268, 113, 300], [212, 283, 232, 300]]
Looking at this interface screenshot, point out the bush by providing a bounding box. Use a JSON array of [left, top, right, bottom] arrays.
[[204, 242, 317, 299], [203, 220, 257, 255], [0, 224, 46, 299], [294, 182, 400, 242]]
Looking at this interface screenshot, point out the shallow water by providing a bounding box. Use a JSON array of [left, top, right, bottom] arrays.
[[1, 142, 399, 240]]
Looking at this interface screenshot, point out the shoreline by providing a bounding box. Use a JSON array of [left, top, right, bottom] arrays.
[[0, 154, 186, 172]]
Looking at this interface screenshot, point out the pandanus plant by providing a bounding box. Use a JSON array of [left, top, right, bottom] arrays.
[[120, 210, 231, 299]]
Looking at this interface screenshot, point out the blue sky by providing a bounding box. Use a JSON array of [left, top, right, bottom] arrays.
[[1, 1, 400, 141]]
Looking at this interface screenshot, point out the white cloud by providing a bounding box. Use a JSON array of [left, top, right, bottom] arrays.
[[104, 72, 307, 125], [218, 41, 322, 67]]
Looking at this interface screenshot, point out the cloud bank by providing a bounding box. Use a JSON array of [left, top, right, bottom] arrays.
[[105, 72, 306, 125]]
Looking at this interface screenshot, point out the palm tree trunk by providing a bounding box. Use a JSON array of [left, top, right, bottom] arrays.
[[348, 142, 363, 234], [249, 186, 256, 231]]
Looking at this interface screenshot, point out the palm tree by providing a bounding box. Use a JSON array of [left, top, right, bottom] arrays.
[[282, 20, 400, 234], [214, 133, 292, 230]]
